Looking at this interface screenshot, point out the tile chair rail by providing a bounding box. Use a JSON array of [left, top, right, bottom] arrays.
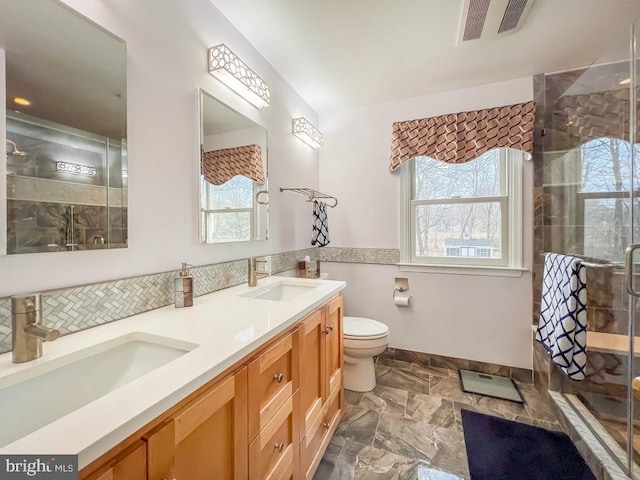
[[0, 247, 320, 354], [0, 246, 404, 355]]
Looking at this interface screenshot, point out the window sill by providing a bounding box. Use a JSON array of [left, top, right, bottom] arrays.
[[396, 263, 528, 277]]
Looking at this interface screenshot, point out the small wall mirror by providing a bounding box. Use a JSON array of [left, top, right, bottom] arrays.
[[1, 0, 127, 255], [199, 89, 268, 243]]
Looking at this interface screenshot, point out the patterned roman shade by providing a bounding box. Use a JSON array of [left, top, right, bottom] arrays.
[[389, 101, 535, 172], [201, 144, 265, 185]]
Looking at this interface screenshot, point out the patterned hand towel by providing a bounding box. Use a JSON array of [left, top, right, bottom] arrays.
[[535, 253, 588, 380], [311, 200, 330, 247]]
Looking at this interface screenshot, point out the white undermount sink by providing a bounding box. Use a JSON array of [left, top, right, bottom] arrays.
[[240, 280, 321, 301], [0, 332, 198, 448]]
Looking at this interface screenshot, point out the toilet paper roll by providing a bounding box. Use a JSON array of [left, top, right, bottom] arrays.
[[393, 294, 412, 306]]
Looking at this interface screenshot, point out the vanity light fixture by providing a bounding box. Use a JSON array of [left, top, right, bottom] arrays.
[[207, 44, 271, 108], [56, 161, 97, 177], [292, 117, 323, 149]]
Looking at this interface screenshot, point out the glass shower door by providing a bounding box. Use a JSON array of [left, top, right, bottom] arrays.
[[629, 18, 640, 479]]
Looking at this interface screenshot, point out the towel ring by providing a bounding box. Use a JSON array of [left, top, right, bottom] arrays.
[[256, 190, 269, 205]]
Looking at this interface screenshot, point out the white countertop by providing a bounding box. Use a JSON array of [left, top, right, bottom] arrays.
[[0, 276, 345, 468]]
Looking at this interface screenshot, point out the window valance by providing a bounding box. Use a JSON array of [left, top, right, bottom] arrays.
[[389, 101, 535, 172], [201, 144, 265, 186]]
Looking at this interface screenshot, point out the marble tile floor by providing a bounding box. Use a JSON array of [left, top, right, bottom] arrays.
[[314, 357, 563, 480]]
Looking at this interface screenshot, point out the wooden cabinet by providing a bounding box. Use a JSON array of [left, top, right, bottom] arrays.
[[298, 295, 344, 479], [80, 294, 343, 480], [145, 368, 248, 480]]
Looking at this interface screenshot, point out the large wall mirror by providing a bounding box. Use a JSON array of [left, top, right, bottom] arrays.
[[1, 0, 127, 255], [199, 89, 269, 243]]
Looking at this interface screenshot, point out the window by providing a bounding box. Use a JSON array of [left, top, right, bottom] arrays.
[[578, 138, 639, 262], [400, 148, 526, 270], [200, 175, 255, 243]]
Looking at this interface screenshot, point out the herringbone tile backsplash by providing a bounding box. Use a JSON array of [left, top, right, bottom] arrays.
[[0, 246, 396, 354]]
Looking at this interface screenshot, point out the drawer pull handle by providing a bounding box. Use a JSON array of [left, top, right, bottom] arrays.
[[324, 324, 333, 334], [275, 441, 285, 452], [274, 373, 284, 383], [323, 422, 330, 429]]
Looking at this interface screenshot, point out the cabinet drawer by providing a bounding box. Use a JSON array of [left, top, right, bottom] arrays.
[[248, 332, 298, 440], [300, 380, 342, 480], [249, 393, 299, 480]]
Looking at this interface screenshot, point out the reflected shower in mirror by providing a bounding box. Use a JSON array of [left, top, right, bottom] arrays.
[[1, 0, 127, 255], [199, 89, 268, 243]]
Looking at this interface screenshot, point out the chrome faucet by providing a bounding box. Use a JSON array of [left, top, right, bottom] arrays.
[[248, 258, 269, 287], [11, 294, 60, 363]]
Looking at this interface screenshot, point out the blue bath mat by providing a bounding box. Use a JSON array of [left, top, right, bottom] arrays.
[[461, 409, 596, 480]]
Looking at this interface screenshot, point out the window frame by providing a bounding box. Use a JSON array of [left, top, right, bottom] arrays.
[[399, 148, 526, 275]]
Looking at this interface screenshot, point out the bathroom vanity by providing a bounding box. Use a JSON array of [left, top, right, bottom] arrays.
[[0, 277, 345, 480]]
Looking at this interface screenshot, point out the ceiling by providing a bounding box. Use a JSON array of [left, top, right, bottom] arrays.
[[0, 0, 126, 139], [210, 0, 640, 114], [201, 90, 259, 136]]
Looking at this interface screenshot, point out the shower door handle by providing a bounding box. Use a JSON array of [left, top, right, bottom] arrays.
[[633, 377, 640, 401], [625, 244, 640, 296]]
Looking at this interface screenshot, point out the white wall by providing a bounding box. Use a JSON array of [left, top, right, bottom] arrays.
[[319, 78, 534, 368], [203, 127, 266, 153], [0, 0, 320, 296]]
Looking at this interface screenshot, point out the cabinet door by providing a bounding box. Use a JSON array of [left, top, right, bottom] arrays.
[[248, 332, 298, 440], [325, 295, 343, 398], [84, 441, 146, 480], [145, 368, 248, 480], [297, 309, 326, 440], [300, 383, 342, 480]]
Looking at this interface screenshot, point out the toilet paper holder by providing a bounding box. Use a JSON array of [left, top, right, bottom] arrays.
[[393, 277, 412, 305]]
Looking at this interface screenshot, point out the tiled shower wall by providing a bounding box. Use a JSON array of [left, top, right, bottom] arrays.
[[0, 246, 400, 354], [7, 200, 127, 254]]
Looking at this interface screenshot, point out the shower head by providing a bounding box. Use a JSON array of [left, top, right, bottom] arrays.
[[5, 139, 28, 156]]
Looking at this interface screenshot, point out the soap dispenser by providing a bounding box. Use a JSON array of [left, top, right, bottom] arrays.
[[175, 263, 193, 308]]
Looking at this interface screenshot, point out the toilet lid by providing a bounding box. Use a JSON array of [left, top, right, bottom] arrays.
[[343, 316, 389, 339]]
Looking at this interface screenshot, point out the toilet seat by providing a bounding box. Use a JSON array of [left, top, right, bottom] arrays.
[[343, 316, 389, 340]]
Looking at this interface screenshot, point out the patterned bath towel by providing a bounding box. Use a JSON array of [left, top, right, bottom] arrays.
[[311, 200, 330, 247], [535, 253, 588, 381]]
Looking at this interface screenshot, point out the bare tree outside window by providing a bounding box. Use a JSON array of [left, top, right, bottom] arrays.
[[580, 138, 640, 261], [413, 150, 505, 261]]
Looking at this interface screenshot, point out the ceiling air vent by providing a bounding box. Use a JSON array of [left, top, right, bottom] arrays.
[[458, 0, 536, 44], [463, 0, 491, 41], [498, 0, 531, 33]]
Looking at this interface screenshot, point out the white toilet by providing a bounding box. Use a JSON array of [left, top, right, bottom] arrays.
[[343, 316, 390, 392]]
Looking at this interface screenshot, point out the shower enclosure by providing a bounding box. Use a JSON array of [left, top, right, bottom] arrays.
[[5, 112, 127, 254], [533, 19, 640, 477]]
